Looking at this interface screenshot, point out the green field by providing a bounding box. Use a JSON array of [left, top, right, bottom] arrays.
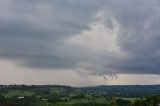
[[115, 97, 139, 103], [3, 90, 34, 98], [0, 85, 160, 106]]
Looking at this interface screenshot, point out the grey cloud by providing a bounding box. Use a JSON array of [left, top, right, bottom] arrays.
[[108, 0, 160, 74], [0, 0, 160, 75], [0, 0, 102, 71]]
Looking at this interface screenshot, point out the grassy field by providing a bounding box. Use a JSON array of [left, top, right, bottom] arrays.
[[115, 97, 139, 103], [50, 97, 108, 105], [3, 90, 34, 98], [0, 85, 159, 106], [50, 88, 64, 94], [1, 89, 138, 104]]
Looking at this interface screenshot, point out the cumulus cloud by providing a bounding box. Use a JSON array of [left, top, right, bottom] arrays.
[[0, 0, 160, 75]]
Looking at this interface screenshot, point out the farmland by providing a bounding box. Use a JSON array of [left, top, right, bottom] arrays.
[[0, 85, 160, 106]]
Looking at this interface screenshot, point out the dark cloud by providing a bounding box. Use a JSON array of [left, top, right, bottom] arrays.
[[0, 0, 160, 75], [111, 0, 160, 74]]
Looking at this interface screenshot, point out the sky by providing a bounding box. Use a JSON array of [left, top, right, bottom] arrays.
[[0, 0, 160, 86]]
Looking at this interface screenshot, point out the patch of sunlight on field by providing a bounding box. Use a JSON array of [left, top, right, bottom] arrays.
[[115, 97, 139, 103]]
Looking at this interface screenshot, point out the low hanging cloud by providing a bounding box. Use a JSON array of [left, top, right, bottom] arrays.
[[0, 0, 160, 75]]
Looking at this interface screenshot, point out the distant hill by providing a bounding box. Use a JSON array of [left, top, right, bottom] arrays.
[[79, 85, 160, 97], [0, 85, 160, 98]]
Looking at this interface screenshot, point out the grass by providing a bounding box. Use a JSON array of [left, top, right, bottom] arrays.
[[53, 97, 108, 105], [96, 97, 107, 103], [123, 98, 139, 102], [115, 97, 139, 103], [3, 90, 34, 98], [50, 88, 63, 94]]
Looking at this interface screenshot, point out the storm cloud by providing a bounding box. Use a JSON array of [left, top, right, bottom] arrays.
[[0, 0, 160, 75]]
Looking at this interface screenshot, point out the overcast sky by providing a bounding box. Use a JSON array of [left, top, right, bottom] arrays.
[[0, 0, 160, 86]]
